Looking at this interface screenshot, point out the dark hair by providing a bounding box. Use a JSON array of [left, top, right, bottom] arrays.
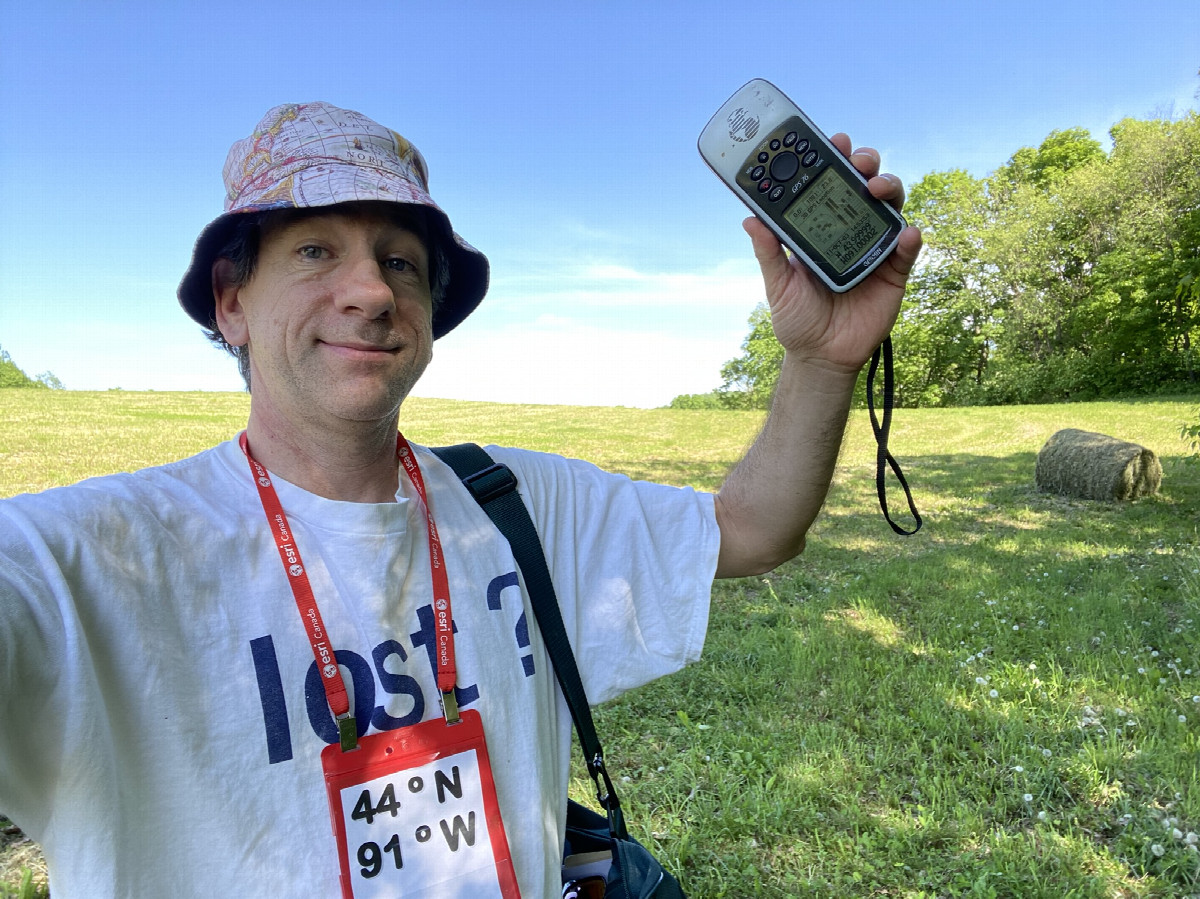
[[203, 203, 450, 391]]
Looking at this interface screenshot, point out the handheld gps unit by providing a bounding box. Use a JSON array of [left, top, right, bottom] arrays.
[[699, 78, 907, 292]]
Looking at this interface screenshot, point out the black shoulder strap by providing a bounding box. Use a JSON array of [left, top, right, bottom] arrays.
[[430, 443, 628, 838]]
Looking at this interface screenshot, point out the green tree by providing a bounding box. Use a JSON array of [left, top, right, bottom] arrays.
[[1098, 114, 1200, 388], [893, 169, 997, 405], [992, 127, 1105, 193], [715, 303, 781, 409], [0, 346, 47, 389], [982, 116, 1199, 402], [985, 158, 1115, 399]]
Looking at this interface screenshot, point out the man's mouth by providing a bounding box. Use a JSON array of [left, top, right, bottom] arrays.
[[320, 339, 400, 355]]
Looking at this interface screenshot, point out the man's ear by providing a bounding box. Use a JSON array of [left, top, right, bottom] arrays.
[[212, 258, 249, 346]]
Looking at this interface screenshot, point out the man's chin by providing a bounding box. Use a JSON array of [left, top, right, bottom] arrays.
[[331, 370, 427, 423]]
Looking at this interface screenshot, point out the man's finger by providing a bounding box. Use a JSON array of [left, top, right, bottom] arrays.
[[743, 216, 810, 300], [869, 172, 907, 210], [743, 216, 789, 278], [849, 147, 881, 179], [886, 226, 923, 281]]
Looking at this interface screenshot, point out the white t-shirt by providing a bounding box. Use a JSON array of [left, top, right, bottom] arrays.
[[0, 438, 719, 898]]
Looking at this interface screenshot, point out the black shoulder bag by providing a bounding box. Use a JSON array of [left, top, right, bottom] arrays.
[[431, 443, 686, 899]]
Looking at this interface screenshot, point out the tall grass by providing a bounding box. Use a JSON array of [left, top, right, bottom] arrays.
[[2, 389, 1198, 897]]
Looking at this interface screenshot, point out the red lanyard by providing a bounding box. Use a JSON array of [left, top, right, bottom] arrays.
[[394, 435, 458, 704], [239, 432, 460, 752]]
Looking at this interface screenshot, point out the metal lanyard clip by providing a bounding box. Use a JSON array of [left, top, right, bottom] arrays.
[[441, 690, 461, 725], [336, 714, 358, 752]]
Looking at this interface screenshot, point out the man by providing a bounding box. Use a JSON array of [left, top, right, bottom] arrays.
[[0, 102, 920, 896]]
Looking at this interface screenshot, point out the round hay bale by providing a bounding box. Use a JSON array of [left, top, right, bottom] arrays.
[[1035, 429, 1162, 501]]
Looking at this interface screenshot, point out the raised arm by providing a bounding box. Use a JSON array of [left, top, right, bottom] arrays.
[[714, 136, 923, 578]]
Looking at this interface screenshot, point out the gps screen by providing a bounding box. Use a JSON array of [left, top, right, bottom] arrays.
[[783, 167, 889, 273]]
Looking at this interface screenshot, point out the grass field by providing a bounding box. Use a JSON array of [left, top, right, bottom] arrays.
[[2, 389, 1199, 897]]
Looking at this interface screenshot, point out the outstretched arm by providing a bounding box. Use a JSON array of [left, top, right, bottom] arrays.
[[714, 136, 923, 578]]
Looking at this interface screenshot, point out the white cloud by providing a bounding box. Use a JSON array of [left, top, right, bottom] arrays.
[[416, 259, 765, 407], [489, 257, 763, 308], [416, 318, 743, 408]]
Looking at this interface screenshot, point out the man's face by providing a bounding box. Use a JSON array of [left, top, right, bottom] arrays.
[[214, 205, 435, 432]]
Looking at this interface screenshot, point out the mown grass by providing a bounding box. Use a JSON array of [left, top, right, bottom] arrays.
[[2, 389, 1199, 897]]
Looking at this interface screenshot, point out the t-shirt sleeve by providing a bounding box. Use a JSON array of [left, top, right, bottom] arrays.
[[0, 498, 75, 831], [482, 446, 719, 705]]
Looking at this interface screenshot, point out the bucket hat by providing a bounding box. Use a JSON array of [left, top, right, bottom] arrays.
[[178, 102, 488, 339]]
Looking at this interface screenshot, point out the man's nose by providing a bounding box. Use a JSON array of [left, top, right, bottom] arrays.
[[333, 252, 395, 318]]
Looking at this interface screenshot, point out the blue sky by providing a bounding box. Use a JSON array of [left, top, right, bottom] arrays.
[[1, 1, 1197, 407]]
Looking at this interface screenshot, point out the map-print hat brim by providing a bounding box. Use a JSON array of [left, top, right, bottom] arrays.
[[178, 102, 489, 340]]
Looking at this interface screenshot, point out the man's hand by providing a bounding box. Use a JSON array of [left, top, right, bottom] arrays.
[[743, 134, 923, 376], [714, 134, 922, 579]]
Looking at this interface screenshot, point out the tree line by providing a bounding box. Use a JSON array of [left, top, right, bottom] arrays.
[[673, 102, 1200, 410], [0, 346, 63, 389]]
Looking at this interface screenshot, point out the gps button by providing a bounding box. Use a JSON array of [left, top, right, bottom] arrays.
[[769, 151, 800, 182]]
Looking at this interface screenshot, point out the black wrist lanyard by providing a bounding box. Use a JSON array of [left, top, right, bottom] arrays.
[[866, 337, 922, 536]]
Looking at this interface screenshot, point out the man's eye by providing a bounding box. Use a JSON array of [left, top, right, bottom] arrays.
[[298, 245, 327, 259], [384, 257, 415, 273]]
